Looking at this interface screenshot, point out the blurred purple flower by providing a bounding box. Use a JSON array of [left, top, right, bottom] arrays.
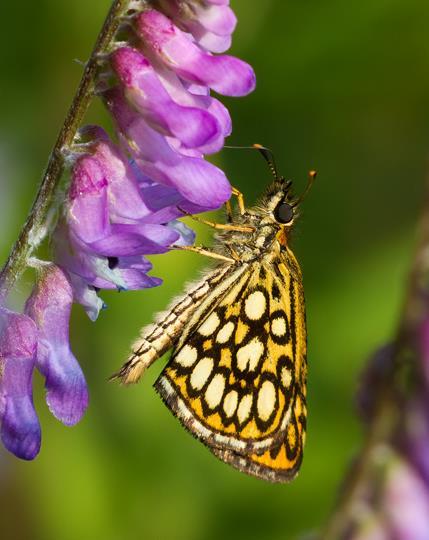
[[382, 455, 429, 540], [0, 0, 256, 459], [355, 343, 395, 422]]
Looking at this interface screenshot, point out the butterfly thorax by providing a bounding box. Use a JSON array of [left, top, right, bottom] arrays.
[[215, 180, 298, 264]]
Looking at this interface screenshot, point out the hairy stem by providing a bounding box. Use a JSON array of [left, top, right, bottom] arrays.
[[321, 179, 429, 539], [0, 0, 132, 299]]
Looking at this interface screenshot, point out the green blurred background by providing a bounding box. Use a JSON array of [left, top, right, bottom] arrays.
[[1, 1, 429, 539]]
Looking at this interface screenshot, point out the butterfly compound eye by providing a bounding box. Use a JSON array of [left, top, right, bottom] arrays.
[[274, 202, 294, 224]]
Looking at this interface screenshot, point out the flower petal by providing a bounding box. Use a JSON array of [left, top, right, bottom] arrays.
[[67, 271, 105, 322], [105, 88, 231, 209], [154, 69, 232, 152], [383, 456, 429, 539], [193, 30, 232, 54], [205, 0, 230, 5], [88, 223, 180, 256], [25, 265, 88, 426], [54, 224, 163, 292], [69, 155, 109, 243], [81, 127, 153, 222], [112, 47, 221, 149], [136, 10, 256, 96], [159, 1, 236, 53], [190, 4, 237, 36], [0, 309, 40, 460], [167, 219, 196, 247]]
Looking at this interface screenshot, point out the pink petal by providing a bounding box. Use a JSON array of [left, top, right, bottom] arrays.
[[112, 47, 221, 149], [25, 265, 88, 426], [69, 155, 109, 243], [105, 88, 231, 208], [81, 126, 152, 222], [0, 308, 40, 460], [136, 10, 256, 97]]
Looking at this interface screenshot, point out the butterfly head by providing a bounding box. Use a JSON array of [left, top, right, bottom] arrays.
[[254, 145, 316, 228], [262, 179, 296, 227]]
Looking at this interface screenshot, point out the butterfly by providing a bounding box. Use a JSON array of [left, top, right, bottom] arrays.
[[112, 146, 315, 483]]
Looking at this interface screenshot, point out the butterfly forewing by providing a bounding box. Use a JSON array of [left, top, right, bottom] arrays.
[[155, 249, 307, 460]]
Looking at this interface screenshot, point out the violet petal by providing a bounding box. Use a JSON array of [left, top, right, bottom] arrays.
[[80, 127, 153, 222], [88, 223, 180, 256], [69, 155, 109, 244], [112, 47, 221, 149], [155, 66, 232, 136], [167, 219, 196, 247], [67, 271, 105, 322], [136, 10, 256, 96], [105, 89, 231, 209], [0, 308, 40, 460], [25, 265, 88, 426], [383, 456, 429, 539]]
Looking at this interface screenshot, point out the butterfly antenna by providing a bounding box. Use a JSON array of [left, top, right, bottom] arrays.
[[291, 170, 317, 207], [224, 143, 282, 181], [252, 144, 281, 181]]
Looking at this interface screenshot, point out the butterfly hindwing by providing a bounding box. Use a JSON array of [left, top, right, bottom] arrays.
[[155, 249, 307, 460], [211, 388, 307, 482]]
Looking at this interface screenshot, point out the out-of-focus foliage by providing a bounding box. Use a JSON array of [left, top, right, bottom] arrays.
[[0, 1, 428, 539]]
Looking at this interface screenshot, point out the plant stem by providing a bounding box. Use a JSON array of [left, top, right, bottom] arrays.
[[0, 0, 132, 299]]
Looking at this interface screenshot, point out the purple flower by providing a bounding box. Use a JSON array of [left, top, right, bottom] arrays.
[[111, 47, 222, 151], [103, 88, 231, 211], [0, 308, 40, 460], [54, 127, 188, 293], [158, 0, 237, 53], [0, 0, 255, 459], [402, 398, 429, 494], [382, 455, 429, 540], [356, 343, 395, 422], [25, 264, 88, 426], [135, 9, 256, 96]]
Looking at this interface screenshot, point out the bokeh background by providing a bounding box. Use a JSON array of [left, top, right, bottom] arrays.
[[1, 1, 429, 539]]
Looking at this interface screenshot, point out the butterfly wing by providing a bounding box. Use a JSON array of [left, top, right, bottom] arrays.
[[211, 387, 307, 483], [155, 249, 307, 459]]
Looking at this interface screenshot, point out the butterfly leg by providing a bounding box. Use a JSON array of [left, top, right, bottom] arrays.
[[178, 207, 254, 233], [226, 187, 246, 222], [232, 187, 246, 214], [172, 244, 236, 263]]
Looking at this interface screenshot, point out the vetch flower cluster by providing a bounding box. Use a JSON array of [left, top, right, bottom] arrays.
[[0, 0, 255, 460]]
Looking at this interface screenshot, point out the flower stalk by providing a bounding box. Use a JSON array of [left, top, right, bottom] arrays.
[[0, 0, 132, 299]]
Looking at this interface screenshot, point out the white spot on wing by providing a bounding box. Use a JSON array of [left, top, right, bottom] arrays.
[[198, 312, 220, 337], [216, 321, 235, 344], [205, 373, 226, 409], [257, 380, 277, 421], [281, 366, 292, 389], [237, 394, 253, 424], [175, 344, 198, 367], [190, 357, 214, 390], [223, 390, 239, 417], [237, 338, 264, 371], [271, 317, 287, 337], [244, 291, 266, 320]]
